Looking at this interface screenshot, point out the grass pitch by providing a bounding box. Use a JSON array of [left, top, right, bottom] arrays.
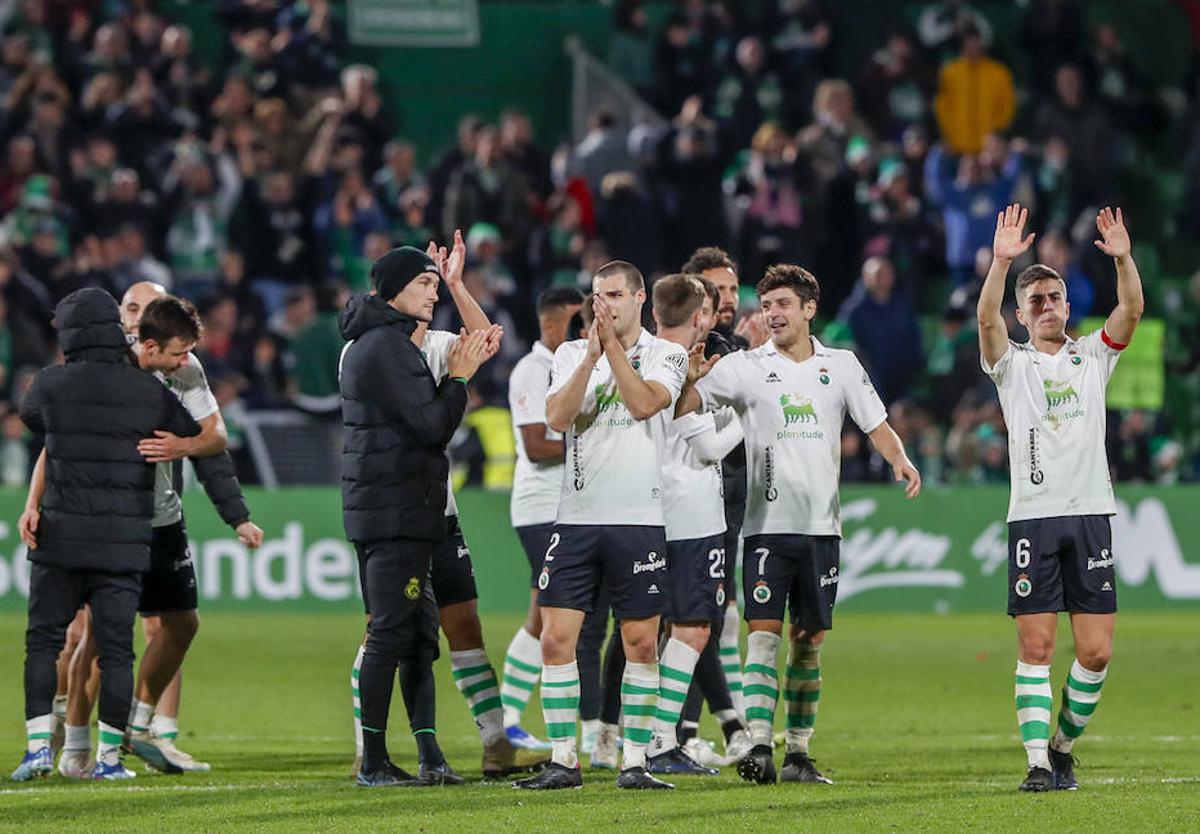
[[1, 611, 1198, 833]]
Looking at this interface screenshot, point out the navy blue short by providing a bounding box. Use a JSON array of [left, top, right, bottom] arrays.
[[665, 534, 726, 624], [742, 534, 839, 632], [1007, 515, 1117, 616], [139, 520, 198, 615], [516, 523, 556, 589], [431, 515, 477, 608], [536, 524, 667, 620]]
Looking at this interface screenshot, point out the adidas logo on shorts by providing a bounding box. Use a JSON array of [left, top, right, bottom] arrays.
[[1101, 581, 1113, 592], [647, 584, 659, 595]]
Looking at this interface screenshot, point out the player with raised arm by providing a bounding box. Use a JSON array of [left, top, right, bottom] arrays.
[[977, 205, 1143, 792], [676, 264, 920, 785], [501, 287, 583, 751], [514, 261, 688, 791]]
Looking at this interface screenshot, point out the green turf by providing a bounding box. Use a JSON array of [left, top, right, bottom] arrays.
[[1, 612, 1198, 832]]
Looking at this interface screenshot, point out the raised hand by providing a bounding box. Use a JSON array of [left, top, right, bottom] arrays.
[[1094, 206, 1131, 259], [444, 229, 467, 287], [735, 312, 769, 348], [992, 203, 1036, 261], [686, 342, 720, 385]]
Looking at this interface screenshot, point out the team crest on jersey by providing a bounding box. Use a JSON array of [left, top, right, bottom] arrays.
[[716, 584, 726, 606], [537, 567, 550, 590], [404, 576, 421, 600], [752, 582, 772, 604], [631, 356, 641, 370], [818, 368, 830, 385], [1071, 355, 1082, 366], [1014, 573, 1032, 598], [780, 393, 817, 425]]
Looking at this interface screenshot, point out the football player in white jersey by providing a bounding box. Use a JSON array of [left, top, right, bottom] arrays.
[[977, 205, 1144, 792], [514, 261, 688, 791], [676, 263, 920, 785], [501, 287, 583, 750]]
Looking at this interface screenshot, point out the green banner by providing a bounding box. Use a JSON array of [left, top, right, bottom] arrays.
[[348, 0, 480, 47], [0, 486, 1197, 612], [1082, 316, 1164, 410]]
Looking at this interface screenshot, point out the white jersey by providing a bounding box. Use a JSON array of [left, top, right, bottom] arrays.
[[509, 341, 564, 527], [661, 410, 728, 542], [549, 328, 688, 526], [151, 353, 219, 527], [982, 329, 1122, 522], [420, 329, 460, 518], [696, 337, 887, 537]]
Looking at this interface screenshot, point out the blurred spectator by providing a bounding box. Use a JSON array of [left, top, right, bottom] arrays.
[[1108, 409, 1155, 483], [609, 0, 655, 97], [731, 123, 805, 286], [290, 283, 345, 414], [443, 125, 533, 249], [767, 0, 834, 122], [653, 13, 708, 116], [917, 0, 993, 62], [1018, 0, 1084, 100], [500, 109, 551, 200], [933, 25, 1014, 155], [712, 37, 785, 151], [1033, 63, 1113, 201], [112, 224, 171, 291], [652, 98, 729, 270], [572, 109, 634, 199], [924, 304, 979, 423], [595, 171, 661, 277], [162, 146, 242, 300], [0, 408, 29, 487], [234, 168, 315, 308], [837, 256, 922, 403], [528, 192, 586, 291], [858, 31, 936, 141]]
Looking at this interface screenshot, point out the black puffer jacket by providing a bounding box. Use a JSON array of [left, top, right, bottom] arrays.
[[339, 293, 467, 543], [19, 288, 201, 574]]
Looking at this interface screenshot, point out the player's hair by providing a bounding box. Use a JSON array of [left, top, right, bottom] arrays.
[[139, 295, 202, 346], [652, 273, 706, 327], [594, 259, 644, 292], [1015, 264, 1067, 303], [681, 246, 736, 276], [757, 263, 821, 306], [537, 286, 585, 316], [578, 292, 595, 328], [693, 274, 719, 312]]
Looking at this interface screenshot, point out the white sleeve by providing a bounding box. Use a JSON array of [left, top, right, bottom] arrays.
[[423, 330, 458, 382], [680, 410, 744, 463], [843, 353, 888, 434], [1077, 329, 1123, 385], [980, 340, 1016, 389], [177, 356, 219, 421], [642, 343, 688, 406], [510, 359, 551, 428], [548, 341, 583, 397], [695, 353, 743, 413]]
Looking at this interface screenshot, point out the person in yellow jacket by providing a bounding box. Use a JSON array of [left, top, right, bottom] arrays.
[[934, 25, 1015, 155]]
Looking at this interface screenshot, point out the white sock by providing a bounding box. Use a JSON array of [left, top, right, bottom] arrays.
[[149, 713, 178, 741], [26, 714, 52, 753], [621, 661, 659, 770], [581, 718, 600, 741], [64, 724, 91, 753], [743, 631, 781, 747], [97, 722, 124, 766], [352, 643, 364, 756], [541, 661, 580, 769], [450, 648, 506, 745], [502, 627, 543, 728], [52, 694, 67, 721], [130, 699, 155, 733], [650, 639, 701, 755]]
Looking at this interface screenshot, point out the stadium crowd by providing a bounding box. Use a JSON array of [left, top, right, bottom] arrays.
[[0, 0, 1197, 487]]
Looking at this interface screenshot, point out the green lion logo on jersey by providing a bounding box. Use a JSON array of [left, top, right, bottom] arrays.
[[1043, 380, 1079, 409], [595, 384, 624, 414], [780, 394, 817, 425]]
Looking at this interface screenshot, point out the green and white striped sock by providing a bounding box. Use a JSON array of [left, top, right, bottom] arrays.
[[502, 627, 542, 728], [621, 661, 659, 770], [451, 648, 505, 745], [97, 722, 123, 766], [25, 714, 51, 754], [784, 640, 820, 754], [351, 643, 364, 756], [1052, 659, 1107, 754], [541, 661, 580, 768], [1016, 660, 1052, 770], [720, 604, 745, 719], [743, 631, 781, 746], [650, 639, 700, 755], [149, 714, 178, 741]]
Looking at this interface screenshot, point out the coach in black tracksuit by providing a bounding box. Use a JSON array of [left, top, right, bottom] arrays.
[[19, 288, 200, 746], [340, 247, 494, 785]]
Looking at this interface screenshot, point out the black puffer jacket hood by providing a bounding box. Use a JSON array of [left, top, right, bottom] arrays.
[[55, 287, 129, 363], [339, 293, 418, 342]]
